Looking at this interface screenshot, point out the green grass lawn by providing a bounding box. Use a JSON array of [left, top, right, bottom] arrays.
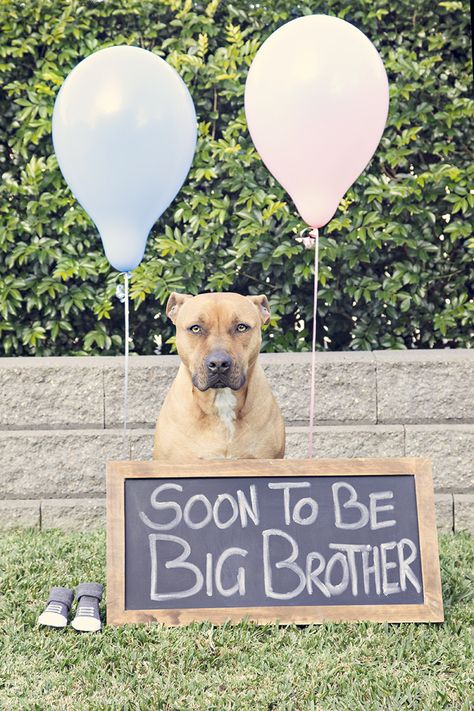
[[0, 529, 473, 710]]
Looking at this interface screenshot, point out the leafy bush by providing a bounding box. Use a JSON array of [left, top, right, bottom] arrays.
[[0, 0, 472, 356]]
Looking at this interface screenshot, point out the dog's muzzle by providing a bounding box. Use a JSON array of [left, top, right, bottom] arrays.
[[192, 349, 246, 391]]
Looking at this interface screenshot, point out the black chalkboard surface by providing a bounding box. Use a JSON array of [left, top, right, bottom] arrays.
[[107, 459, 443, 625]]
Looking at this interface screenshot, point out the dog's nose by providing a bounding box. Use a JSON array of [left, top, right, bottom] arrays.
[[205, 350, 232, 375]]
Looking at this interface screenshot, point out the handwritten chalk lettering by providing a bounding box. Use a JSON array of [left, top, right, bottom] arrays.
[[332, 482, 397, 530], [141, 485, 259, 532], [398, 538, 421, 593], [362, 546, 381, 595], [183, 494, 213, 530], [328, 543, 371, 596], [359, 541, 421, 597], [237, 485, 260, 527], [370, 491, 396, 530], [213, 494, 239, 530], [149, 534, 249, 602], [380, 541, 400, 595], [268, 482, 318, 526], [324, 552, 350, 596], [262, 530, 421, 600], [149, 534, 203, 601], [306, 552, 330, 597], [215, 548, 248, 597], [263, 529, 306, 599], [140, 483, 184, 531], [206, 553, 213, 597]]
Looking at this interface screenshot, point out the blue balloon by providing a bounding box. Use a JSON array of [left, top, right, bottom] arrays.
[[52, 45, 197, 272]]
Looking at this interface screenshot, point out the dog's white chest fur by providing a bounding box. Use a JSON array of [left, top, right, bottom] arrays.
[[214, 388, 237, 437]]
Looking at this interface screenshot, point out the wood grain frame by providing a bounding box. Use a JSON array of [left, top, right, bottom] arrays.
[[106, 458, 444, 626]]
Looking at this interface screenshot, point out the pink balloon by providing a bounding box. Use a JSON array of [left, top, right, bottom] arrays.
[[244, 15, 389, 229]]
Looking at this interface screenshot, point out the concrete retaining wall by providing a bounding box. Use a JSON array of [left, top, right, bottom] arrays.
[[0, 350, 473, 533]]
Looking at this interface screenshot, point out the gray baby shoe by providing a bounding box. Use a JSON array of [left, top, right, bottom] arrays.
[[38, 587, 74, 628], [71, 582, 103, 632]]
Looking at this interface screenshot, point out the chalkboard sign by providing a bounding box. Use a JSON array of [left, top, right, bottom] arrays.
[[106, 458, 443, 625]]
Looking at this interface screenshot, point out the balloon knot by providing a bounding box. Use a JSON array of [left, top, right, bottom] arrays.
[[295, 227, 319, 249], [115, 283, 126, 303]]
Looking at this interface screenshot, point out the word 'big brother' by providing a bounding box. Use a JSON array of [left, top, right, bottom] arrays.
[[139, 481, 422, 603]]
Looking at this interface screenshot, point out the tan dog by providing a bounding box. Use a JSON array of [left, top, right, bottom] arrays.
[[153, 292, 285, 461]]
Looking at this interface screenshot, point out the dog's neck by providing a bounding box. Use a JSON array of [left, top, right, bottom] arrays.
[[213, 388, 237, 436]]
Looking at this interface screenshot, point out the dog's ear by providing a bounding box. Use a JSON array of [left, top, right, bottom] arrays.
[[166, 292, 192, 324], [246, 295, 271, 326]]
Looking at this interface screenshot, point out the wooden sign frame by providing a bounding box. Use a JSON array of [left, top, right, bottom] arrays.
[[106, 457, 444, 626]]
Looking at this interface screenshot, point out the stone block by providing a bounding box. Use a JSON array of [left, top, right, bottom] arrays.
[[454, 494, 474, 535], [0, 430, 128, 498], [0, 499, 40, 530], [104, 355, 179, 427], [434, 494, 454, 534], [130, 431, 154, 460], [375, 349, 474, 424], [405, 425, 474, 491], [261, 352, 377, 424], [0, 357, 104, 429], [41, 498, 106, 531], [285, 424, 404, 459]]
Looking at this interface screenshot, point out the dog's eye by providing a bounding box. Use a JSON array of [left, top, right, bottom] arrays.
[[236, 323, 249, 333], [189, 325, 202, 334]]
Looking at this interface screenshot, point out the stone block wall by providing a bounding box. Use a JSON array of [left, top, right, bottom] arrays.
[[0, 350, 472, 533]]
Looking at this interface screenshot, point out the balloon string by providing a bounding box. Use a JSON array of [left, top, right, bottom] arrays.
[[124, 271, 130, 436], [307, 228, 319, 459]]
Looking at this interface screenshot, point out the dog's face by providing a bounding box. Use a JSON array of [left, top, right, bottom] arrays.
[[166, 292, 270, 391]]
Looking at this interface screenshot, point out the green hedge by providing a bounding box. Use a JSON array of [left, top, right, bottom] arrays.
[[1, 0, 472, 356]]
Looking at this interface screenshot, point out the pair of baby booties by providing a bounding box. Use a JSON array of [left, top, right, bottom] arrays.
[[38, 583, 103, 632]]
